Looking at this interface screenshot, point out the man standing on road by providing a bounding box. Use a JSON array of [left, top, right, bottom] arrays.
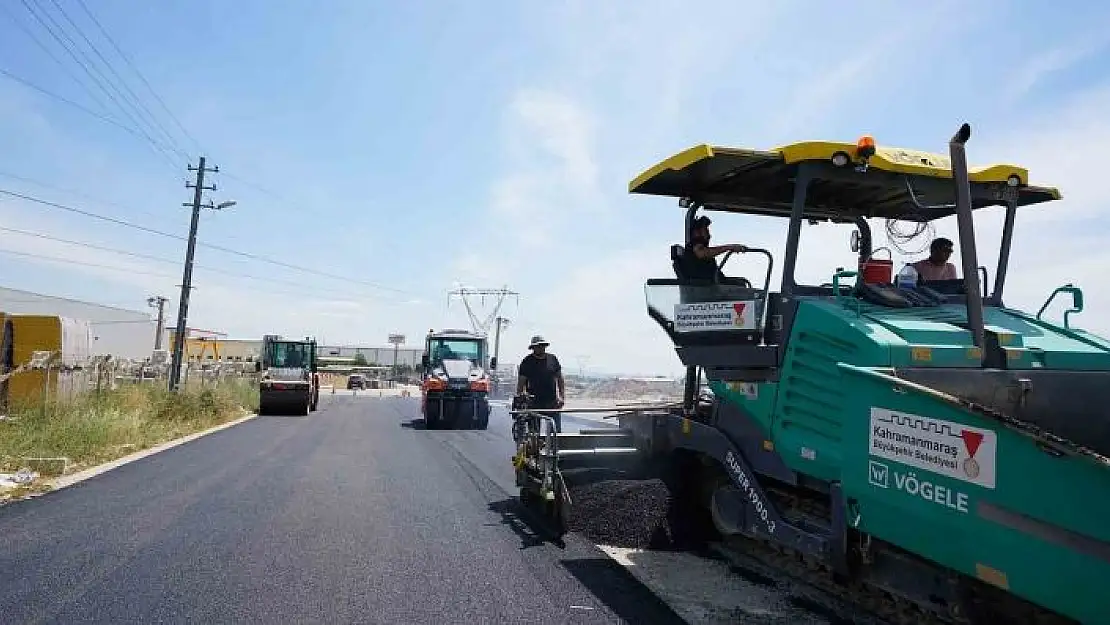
[[516, 335, 565, 432]]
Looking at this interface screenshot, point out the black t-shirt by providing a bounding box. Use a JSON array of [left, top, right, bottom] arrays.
[[684, 236, 721, 281], [518, 353, 562, 402]]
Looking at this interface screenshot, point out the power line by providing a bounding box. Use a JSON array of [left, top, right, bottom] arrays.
[[0, 241, 389, 304], [73, 0, 203, 155], [0, 67, 302, 220], [0, 247, 175, 278], [0, 187, 178, 238], [17, 0, 182, 167], [0, 169, 174, 224], [0, 2, 113, 116], [44, 0, 188, 159], [220, 171, 312, 212], [0, 187, 425, 299], [2, 4, 315, 223], [0, 222, 412, 302], [27, 0, 186, 162], [0, 224, 182, 265], [0, 66, 159, 146]]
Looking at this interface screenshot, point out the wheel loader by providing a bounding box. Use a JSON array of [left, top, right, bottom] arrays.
[[511, 124, 1110, 624]]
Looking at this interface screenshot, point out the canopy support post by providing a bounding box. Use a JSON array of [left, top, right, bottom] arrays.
[[991, 198, 1018, 306], [781, 164, 814, 298]]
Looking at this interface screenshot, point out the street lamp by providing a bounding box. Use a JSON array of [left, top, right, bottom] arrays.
[[215, 200, 237, 210]]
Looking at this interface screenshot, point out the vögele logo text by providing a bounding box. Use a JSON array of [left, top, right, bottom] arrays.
[[868, 459, 969, 514]]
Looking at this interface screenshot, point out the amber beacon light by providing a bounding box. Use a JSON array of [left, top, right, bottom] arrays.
[[856, 135, 876, 159]]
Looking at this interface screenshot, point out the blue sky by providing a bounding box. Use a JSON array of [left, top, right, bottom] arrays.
[[1, 0, 1110, 375]]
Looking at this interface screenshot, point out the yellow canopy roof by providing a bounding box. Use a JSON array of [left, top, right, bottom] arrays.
[[628, 140, 1061, 221]]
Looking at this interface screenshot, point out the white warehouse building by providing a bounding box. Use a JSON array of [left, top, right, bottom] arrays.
[[318, 344, 423, 368], [0, 286, 161, 360]]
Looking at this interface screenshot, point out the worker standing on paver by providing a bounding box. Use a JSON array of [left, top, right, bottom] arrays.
[[516, 335, 565, 432]]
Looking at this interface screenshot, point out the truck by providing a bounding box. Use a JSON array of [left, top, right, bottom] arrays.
[[512, 125, 1108, 624], [420, 328, 493, 430], [256, 334, 320, 416]]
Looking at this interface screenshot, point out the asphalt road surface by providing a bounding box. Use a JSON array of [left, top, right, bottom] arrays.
[[0, 393, 871, 625], [0, 394, 686, 625]]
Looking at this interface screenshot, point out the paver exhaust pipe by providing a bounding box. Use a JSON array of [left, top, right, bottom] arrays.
[[949, 123, 986, 359]]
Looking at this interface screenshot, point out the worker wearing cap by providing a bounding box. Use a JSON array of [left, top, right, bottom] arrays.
[[516, 335, 565, 432], [686, 215, 747, 281]]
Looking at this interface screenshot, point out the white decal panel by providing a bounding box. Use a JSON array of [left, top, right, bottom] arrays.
[[869, 407, 997, 489], [868, 460, 969, 514], [726, 381, 759, 399], [674, 301, 757, 332]]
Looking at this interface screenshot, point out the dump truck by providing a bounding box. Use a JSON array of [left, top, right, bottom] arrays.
[[511, 125, 1107, 624], [257, 334, 319, 416], [420, 328, 493, 429]]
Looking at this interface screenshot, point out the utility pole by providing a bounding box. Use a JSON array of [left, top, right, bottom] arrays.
[[492, 316, 509, 369], [169, 157, 235, 391], [491, 316, 509, 397], [147, 296, 168, 350]]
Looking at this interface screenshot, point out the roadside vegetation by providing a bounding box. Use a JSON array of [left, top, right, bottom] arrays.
[[0, 380, 258, 487]]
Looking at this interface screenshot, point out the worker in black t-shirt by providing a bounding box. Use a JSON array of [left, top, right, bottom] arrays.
[[684, 215, 747, 281], [516, 335, 565, 432]]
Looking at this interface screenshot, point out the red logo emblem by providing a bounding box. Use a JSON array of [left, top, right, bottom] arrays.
[[959, 429, 984, 480], [733, 303, 747, 327], [960, 430, 984, 457]]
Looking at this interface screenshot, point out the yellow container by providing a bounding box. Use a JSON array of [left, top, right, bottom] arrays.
[[7, 315, 91, 408], [0, 313, 11, 410]]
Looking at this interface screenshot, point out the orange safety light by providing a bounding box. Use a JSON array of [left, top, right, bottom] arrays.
[[856, 135, 876, 159]]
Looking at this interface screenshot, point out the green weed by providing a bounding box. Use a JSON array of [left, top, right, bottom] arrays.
[[0, 379, 259, 474]]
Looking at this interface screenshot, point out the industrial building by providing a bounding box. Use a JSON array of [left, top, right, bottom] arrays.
[[167, 329, 259, 363], [317, 344, 422, 368], [163, 332, 423, 368], [0, 286, 160, 360]]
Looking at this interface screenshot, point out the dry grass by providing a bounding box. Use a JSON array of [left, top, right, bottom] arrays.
[[0, 379, 259, 476]]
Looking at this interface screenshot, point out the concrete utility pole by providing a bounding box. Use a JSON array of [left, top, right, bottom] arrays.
[[147, 296, 168, 350], [492, 316, 509, 368], [169, 157, 235, 391]]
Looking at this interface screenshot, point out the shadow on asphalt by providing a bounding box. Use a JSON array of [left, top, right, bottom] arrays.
[[560, 558, 688, 625], [487, 498, 566, 550], [488, 495, 688, 623], [400, 419, 426, 430]]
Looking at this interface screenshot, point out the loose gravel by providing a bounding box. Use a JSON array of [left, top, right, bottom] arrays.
[[565, 478, 699, 550], [563, 476, 892, 624]]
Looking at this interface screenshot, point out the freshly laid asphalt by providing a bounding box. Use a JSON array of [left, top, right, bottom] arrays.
[[0, 394, 684, 625]]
